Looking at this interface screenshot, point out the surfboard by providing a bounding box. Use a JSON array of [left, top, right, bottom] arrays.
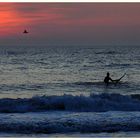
[[115, 73, 126, 84]]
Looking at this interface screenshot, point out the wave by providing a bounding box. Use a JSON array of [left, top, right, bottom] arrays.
[[1, 111, 140, 134], [0, 81, 136, 92], [105, 63, 131, 68], [0, 93, 140, 113], [95, 51, 119, 55]]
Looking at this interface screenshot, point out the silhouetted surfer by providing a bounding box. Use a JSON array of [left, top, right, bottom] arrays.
[[104, 72, 126, 86], [23, 30, 29, 34], [104, 72, 113, 86]]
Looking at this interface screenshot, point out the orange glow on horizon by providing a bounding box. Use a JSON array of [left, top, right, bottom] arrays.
[[0, 10, 26, 36], [0, 4, 62, 38], [1, 3, 140, 45]]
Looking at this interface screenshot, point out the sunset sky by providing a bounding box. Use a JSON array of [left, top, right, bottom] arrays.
[[1, 3, 140, 46]]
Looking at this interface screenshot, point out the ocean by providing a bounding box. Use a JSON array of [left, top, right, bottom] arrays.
[[0, 45, 139, 137]]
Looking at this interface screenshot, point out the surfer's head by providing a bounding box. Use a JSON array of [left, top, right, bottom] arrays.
[[107, 72, 110, 77]]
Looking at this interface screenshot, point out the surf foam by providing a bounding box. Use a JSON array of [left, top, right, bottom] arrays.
[[0, 93, 140, 113]]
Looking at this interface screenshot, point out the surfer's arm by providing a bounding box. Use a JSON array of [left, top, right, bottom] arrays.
[[109, 77, 114, 82], [111, 79, 120, 83], [109, 78, 119, 83]]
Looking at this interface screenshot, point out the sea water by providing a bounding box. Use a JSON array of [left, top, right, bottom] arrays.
[[0, 45, 139, 137]]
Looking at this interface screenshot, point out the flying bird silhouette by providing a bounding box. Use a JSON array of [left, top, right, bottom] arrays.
[[23, 30, 29, 34]]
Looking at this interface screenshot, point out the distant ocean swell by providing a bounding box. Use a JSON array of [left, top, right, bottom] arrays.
[[0, 93, 140, 113]]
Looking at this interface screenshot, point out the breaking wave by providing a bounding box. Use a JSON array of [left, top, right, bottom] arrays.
[[0, 93, 140, 113]]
